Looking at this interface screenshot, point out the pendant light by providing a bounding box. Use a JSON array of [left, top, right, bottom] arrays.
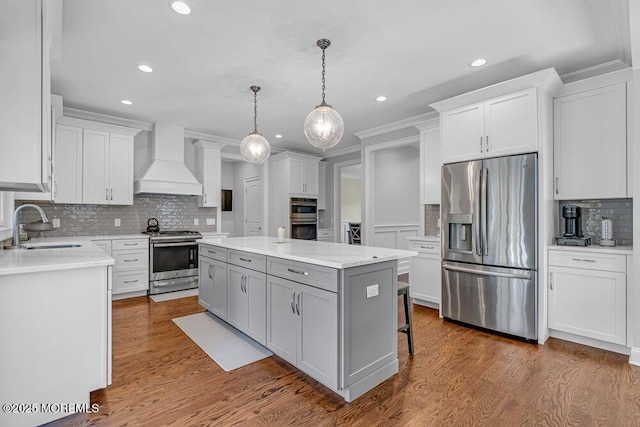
[[240, 86, 271, 164], [304, 38, 344, 151]]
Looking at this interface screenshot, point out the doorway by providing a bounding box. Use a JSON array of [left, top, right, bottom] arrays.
[[244, 176, 263, 236], [333, 159, 362, 244]]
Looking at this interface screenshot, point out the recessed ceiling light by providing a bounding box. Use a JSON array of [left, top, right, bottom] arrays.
[[120, 99, 133, 105], [138, 65, 153, 73], [470, 58, 487, 67], [171, 1, 191, 15], [375, 96, 387, 102], [275, 134, 283, 138]]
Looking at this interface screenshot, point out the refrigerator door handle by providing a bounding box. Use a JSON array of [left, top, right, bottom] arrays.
[[475, 170, 482, 255], [443, 264, 533, 280], [481, 168, 488, 256]]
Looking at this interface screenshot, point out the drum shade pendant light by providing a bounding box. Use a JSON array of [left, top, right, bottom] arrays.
[[240, 86, 271, 164], [304, 38, 344, 151]]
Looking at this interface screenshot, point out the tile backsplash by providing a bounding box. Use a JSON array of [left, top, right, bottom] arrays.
[[424, 204, 440, 236], [558, 199, 633, 246], [16, 194, 217, 237]]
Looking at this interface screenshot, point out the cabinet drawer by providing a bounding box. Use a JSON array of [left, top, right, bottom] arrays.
[[229, 250, 266, 272], [112, 238, 148, 251], [113, 270, 148, 294], [318, 230, 333, 238], [409, 240, 440, 254], [201, 245, 227, 262], [548, 250, 626, 272], [267, 257, 338, 293], [113, 250, 148, 271]]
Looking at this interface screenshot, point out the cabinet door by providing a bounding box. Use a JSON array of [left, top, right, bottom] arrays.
[[303, 161, 319, 195], [54, 125, 83, 203], [318, 162, 327, 209], [246, 270, 267, 345], [198, 148, 221, 208], [198, 257, 214, 310], [484, 89, 537, 158], [266, 275, 297, 365], [210, 260, 228, 319], [420, 128, 441, 204], [297, 282, 338, 389], [227, 266, 248, 331], [109, 133, 133, 205], [441, 102, 484, 163], [548, 266, 626, 345], [82, 129, 109, 204], [553, 83, 627, 200], [288, 159, 305, 193], [410, 254, 441, 304]]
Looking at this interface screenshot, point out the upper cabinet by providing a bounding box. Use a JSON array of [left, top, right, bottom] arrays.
[[318, 162, 327, 210], [0, 0, 58, 191], [289, 158, 319, 196], [416, 119, 441, 205], [553, 82, 627, 200], [439, 88, 537, 163], [194, 141, 224, 208]]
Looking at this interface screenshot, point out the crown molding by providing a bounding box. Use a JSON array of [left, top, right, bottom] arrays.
[[63, 107, 152, 131], [414, 117, 440, 132], [320, 144, 361, 159], [186, 130, 239, 146], [354, 112, 437, 140], [560, 60, 631, 83]]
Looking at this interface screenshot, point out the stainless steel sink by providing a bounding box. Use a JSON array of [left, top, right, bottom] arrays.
[[23, 244, 81, 250]]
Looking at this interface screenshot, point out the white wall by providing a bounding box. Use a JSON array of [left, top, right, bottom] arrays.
[[374, 145, 420, 224], [221, 161, 234, 236], [233, 161, 262, 237], [341, 176, 361, 222]]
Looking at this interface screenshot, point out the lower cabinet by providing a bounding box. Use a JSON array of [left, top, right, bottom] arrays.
[[266, 274, 338, 389], [408, 239, 441, 307], [548, 249, 626, 346], [93, 237, 149, 297], [228, 264, 267, 345], [199, 255, 228, 319]]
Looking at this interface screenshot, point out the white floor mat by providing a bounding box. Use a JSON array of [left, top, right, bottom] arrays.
[[172, 312, 272, 371], [149, 288, 198, 302]]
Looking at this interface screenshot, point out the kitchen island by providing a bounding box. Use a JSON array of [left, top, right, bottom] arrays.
[[198, 236, 417, 402], [0, 240, 113, 427]]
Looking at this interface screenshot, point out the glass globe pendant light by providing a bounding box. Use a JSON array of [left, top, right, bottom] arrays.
[[304, 38, 344, 151], [240, 86, 271, 164]]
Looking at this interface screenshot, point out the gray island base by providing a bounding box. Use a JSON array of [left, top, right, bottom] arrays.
[[198, 236, 417, 402]]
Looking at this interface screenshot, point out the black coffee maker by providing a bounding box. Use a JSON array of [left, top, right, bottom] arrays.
[[556, 205, 591, 246]]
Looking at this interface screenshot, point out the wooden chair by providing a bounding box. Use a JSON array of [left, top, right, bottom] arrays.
[[397, 281, 414, 355], [348, 222, 361, 245]]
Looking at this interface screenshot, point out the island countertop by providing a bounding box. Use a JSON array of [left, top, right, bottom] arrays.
[[199, 236, 418, 269]]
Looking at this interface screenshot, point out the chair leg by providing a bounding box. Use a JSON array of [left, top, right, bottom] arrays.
[[403, 291, 414, 355]]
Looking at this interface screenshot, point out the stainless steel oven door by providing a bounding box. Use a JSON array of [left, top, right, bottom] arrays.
[[290, 220, 317, 240], [150, 241, 199, 281]]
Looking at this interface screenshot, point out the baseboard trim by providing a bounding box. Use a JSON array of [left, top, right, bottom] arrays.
[[629, 348, 640, 366]]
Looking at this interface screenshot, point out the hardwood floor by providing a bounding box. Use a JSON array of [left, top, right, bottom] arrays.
[[51, 296, 640, 426]]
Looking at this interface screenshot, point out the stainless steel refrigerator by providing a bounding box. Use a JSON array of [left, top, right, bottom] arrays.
[[441, 153, 537, 340]]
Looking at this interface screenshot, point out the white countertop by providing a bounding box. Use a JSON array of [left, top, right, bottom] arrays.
[[548, 244, 633, 255], [200, 236, 418, 269], [0, 239, 114, 276]]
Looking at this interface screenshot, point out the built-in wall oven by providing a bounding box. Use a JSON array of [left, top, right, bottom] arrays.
[[145, 230, 203, 295], [290, 197, 317, 240]]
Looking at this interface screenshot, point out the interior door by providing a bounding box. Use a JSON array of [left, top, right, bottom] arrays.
[[244, 177, 263, 236]]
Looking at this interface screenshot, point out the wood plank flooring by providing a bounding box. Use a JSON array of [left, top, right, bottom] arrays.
[[50, 295, 640, 426]]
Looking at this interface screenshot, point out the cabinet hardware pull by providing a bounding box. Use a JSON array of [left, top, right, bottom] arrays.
[[480, 136, 483, 153], [291, 291, 296, 314], [239, 257, 252, 263], [287, 268, 309, 276], [296, 291, 301, 315], [208, 264, 213, 279], [549, 272, 553, 290], [207, 250, 217, 255], [420, 245, 434, 249], [111, 188, 113, 200], [555, 177, 559, 195], [571, 257, 596, 263], [123, 243, 137, 246], [485, 135, 489, 152], [123, 280, 139, 284], [123, 258, 139, 262]]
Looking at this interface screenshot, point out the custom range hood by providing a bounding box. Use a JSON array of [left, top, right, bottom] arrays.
[[134, 123, 203, 195]]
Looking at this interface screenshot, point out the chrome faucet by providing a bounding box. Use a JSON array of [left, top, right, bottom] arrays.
[[12, 204, 51, 247]]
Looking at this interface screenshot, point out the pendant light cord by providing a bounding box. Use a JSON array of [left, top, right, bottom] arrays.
[[321, 47, 326, 104], [253, 89, 258, 134]]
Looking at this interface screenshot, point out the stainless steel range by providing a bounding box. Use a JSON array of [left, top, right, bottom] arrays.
[[143, 230, 203, 295]]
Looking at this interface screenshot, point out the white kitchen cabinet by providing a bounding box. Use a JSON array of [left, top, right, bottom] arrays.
[[439, 88, 537, 163], [199, 256, 227, 318], [228, 264, 267, 345], [408, 239, 441, 308], [53, 125, 83, 203], [553, 82, 627, 200], [318, 229, 334, 242], [548, 249, 626, 346], [194, 140, 224, 208], [289, 157, 319, 195], [318, 161, 327, 210], [108, 238, 149, 296], [266, 274, 338, 388], [419, 126, 441, 204], [0, 0, 55, 192]]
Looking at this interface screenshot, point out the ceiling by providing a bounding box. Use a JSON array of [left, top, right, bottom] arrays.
[[53, 0, 632, 156]]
